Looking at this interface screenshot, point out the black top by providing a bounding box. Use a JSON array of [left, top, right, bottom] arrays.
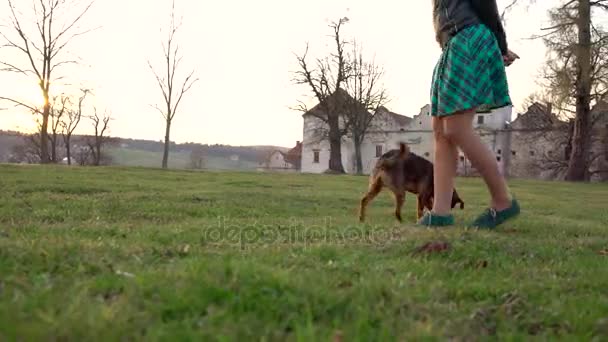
[[432, 0, 508, 55]]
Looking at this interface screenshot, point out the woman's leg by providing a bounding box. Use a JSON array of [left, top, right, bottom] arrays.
[[441, 111, 511, 210], [431, 116, 459, 215]]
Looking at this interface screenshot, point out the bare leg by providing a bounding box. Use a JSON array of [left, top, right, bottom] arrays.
[[442, 111, 511, 210], [432, 117, 459, 215]]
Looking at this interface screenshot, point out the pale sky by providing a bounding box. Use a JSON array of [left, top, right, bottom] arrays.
[[1, 0, 556, 147]]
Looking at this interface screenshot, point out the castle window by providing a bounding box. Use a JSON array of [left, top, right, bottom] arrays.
[[424, 152, 430, 157], [313, 150, 320, 163], [497, 149, 502, 155], [375, 145, 383, 157], [529, 150, 535, 157], [511, 151, 516, 157], [477, 115, 484, 125], [460, 156, 465, 162], [497, 156, 502, 162]]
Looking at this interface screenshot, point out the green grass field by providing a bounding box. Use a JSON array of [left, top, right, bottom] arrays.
[[1, 164, 607, 340]]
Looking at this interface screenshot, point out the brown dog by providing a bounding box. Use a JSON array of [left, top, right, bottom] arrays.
[[359, 143, 465, 223]]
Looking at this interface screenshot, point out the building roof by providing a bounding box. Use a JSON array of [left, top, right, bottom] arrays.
[[511, 102, 566, 129], [375, 106, 412, 127], [283, 141, 302, 167], [301, 89, 414, 131]]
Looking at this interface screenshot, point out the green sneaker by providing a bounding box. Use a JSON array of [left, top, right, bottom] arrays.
[[416, 212, 455, 227], [471, 199, 521, 229]]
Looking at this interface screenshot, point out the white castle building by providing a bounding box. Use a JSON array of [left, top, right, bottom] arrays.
[[300, 91, 513, 176]]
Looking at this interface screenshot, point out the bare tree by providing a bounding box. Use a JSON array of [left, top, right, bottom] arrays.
[[8, 142, 40, 164], [149, 0, 198, 169], [73, 144, 92, 166], [60, 89, 88, 165], [48, 95, 69, 162], [0, 0, 94, 163], [87, 108, 111, 166], [537, 1, 608, 180], [343, 43, 389, 174], [506, 0, 608, 180], [514, 99, 607, 179], [293, 18, 351, 174], [20, 108, 46, 160]]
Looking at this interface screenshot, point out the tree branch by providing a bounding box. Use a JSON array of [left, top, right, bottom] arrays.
[[0, 96, 41, 114]]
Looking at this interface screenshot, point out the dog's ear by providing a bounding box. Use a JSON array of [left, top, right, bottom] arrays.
[[399, 142, 410, 157]]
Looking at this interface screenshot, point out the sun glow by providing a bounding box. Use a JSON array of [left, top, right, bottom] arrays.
[[0, 79, 48, 133]]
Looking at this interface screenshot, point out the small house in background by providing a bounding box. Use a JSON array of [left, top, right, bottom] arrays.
[[257, 141, 302, 172]]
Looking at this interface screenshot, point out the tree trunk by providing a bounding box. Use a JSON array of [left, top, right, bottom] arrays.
[[91, 140, 100, 166], [327, 114, 344, 173], [95, 141, 101, 166], [51, 133, 57, 163], [66, 138, 72, 166], [162, 119, 171, 169], [565, 0, 592, 181], [353, 136, 364, 175], [40, 98, 51, 164]]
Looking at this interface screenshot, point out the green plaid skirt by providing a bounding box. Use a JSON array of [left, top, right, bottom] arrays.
[[430, 24, 511, 117]]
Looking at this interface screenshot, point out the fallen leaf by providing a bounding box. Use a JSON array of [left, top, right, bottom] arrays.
[[411, 241, 451, 255], [333, 330, 343, 342]]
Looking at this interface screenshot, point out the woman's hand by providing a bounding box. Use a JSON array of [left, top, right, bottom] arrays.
[[503, 50, 520, 67]]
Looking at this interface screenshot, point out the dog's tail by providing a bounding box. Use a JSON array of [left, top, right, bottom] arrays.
[[399, 142, 410, 157]]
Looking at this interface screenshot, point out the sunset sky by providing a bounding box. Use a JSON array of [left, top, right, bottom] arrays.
[[0, 0, 561, 147]]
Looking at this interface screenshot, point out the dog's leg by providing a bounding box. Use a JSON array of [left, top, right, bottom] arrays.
[[416, 196, 424, 220], [394, 192, 405, 223], [359, 178, 382, 222], [423, 193, 434, 217]]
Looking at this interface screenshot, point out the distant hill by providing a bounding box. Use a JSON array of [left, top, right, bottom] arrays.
[[0, 130, 290, 170]]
